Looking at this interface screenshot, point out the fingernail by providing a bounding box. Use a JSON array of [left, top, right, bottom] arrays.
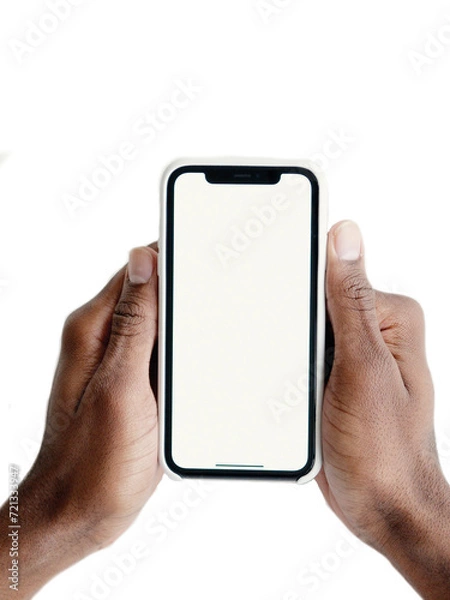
[[128, 248, 154, 284], [333, 220, 362, 261]]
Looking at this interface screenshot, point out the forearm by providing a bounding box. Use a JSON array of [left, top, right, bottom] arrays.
[[374, 468, 450, 599], [0, 470, 95, 599]]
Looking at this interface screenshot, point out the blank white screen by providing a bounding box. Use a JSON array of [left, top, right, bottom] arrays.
[[170, 172, 312, 471]]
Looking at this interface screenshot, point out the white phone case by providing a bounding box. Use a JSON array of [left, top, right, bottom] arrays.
[[158, 157, 328, 484]]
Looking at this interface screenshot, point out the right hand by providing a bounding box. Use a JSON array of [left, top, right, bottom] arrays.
[[317, 220, 450, 598]]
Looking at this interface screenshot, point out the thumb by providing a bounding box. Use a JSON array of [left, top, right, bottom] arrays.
[[326, 220, 384, 361], [102, 246, 158, 383]]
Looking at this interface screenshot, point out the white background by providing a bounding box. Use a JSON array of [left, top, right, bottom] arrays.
[[1, 1, 450, 598]]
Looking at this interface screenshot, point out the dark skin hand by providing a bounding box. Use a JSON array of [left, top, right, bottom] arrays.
[[1, 225, 449, 599], [317, 220, 450, 599], [0, 242, 162, 599]]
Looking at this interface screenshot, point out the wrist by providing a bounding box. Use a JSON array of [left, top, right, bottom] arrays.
[[0, 466, 97, 599], [371, 460, 450, 598], [375, 459, 450, 547]]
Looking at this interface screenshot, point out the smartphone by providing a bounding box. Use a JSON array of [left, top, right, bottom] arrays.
[[158, 158, 327, 483]]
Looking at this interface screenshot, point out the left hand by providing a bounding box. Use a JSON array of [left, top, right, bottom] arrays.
[[3, 244, 161, 599]]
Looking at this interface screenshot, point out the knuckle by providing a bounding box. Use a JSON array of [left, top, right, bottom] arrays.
[[340, 271, 375, 311], [62, 306, 89, 351], [390, 294, 425, 336], [398, 295, 424, 325], [111, 297, 146, 338]]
